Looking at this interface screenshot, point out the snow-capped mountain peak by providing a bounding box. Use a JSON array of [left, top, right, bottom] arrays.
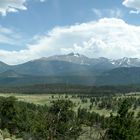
[[110, 57, 140, 67], [67, 52, 80, 57], [44, 52, 92, 65], [35, 53, 140, 68]]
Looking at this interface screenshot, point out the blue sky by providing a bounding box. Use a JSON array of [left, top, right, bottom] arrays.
[[0, 0, 140, 64], [0, 0, 124, 39]]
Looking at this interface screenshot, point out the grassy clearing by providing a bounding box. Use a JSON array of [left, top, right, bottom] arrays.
[[0, 93, 140, 117], [0, 93, 111, 116]]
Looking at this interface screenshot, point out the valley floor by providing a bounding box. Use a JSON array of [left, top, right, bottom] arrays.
[[0, 92, 140, 116], [0, 92, 140, 140]]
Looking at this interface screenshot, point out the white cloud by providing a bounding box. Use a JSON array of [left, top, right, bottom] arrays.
[[0, 0, 47, 16], [39, 0, 46, 2], [92, 9, 102, 18], [123, 0, 140, 14], [0, 18, 140, 64], [0, 25, 22, 45], [0, 0, 27, 16], [92, 8, 123, 18], [130, 10, 140, 14]]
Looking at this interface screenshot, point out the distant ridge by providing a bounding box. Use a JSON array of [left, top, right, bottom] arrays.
[[96, 67, 140, 85], [0, 70, 22, 78], [0, 53, 140, 86]]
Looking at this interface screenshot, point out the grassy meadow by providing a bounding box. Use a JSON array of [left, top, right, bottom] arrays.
[[0, 92, 139, 117]]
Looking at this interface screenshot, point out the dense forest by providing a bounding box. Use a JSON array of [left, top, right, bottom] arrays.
[[1, 84, 140, 95], [0, 95, 139, 140]]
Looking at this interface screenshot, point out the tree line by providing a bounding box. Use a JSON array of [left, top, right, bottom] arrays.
[[1, 84, 140, 95]]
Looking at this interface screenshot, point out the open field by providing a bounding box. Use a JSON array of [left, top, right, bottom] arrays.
[[0, 93, 111, 116], [0, 92, 140, 117]]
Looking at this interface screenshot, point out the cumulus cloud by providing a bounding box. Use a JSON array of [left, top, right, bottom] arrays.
[[123, 0, 140, 14], [0, 0, 27, 16], [0, 18, 140, 64]]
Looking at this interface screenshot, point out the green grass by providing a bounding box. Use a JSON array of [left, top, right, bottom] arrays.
[[0, 93, 140, 117], [0, 93, 110, 116]]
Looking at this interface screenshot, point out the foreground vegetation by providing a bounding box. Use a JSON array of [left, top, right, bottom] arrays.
[[0, 93, 140, 139]]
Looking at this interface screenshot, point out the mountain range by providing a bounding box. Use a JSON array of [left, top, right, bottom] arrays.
[[1, 52, 140, 86]]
